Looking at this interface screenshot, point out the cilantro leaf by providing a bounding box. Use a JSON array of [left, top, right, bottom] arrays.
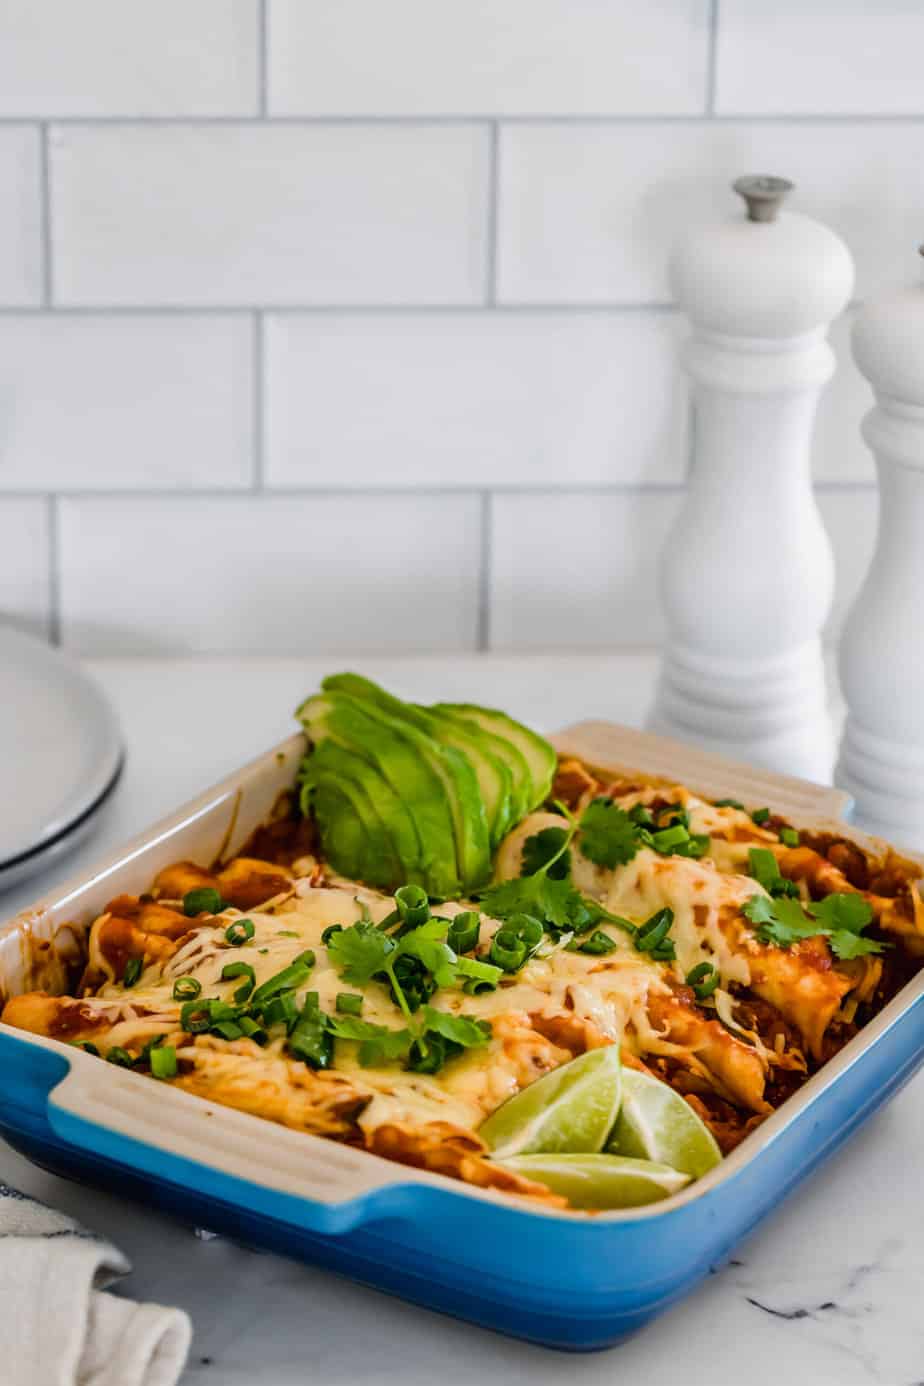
[[807, 893, 874, 934], [480, 872, 589, 935], [828, 930, 885, 960], [421, 1007, 491, 1049], [325, 922, 394, 985], [325, 1014, 412, 1065], [521, 827, 571, 880], [578, 798, 641, 868]]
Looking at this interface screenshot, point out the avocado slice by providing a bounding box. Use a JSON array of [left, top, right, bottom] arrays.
[[299, 740, 405, 890], [432, 702, 556, 814], [419, 706, 513, 847], [297, 690, 462, 899], [321, 674, 492, 890], [424, 704, 531, 830]]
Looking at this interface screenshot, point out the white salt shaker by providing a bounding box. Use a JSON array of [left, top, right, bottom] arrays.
[[836, 247, 924, 842], [649, 176, 854, 781]]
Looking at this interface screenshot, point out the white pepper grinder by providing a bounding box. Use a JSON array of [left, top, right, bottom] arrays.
[[648, 175, 854, 781], [836, 247, 924, 842]]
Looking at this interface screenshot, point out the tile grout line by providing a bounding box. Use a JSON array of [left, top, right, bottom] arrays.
[[258, 0, 269, 117], [3, 112, 924, 126], [0, 480, 877, 502], [46, 494, 61, 645], [484, 121, 500, 305], [38, 121, 53, 306], [477, 492, 493, 651], [0, 302, 682, 317], [252, 311, 265, 491], [705, 0, 720, 117]]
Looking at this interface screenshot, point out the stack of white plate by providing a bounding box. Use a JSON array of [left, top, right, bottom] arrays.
[[0, 627, 123, 892]]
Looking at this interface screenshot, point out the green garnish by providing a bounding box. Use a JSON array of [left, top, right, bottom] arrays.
[[751, 807, 771, 825], [395, 884, 430, 931], [179, 1000, 213, 1034], [650, 823, 689, 852], [183, 887, 225, 917], [578, 798, 641, 868], [224, 919, 255, 946], [574, 929, 619, 956], [277, 929, 299, 938], [489, 913, 543, 972], [122, 957, 142, 988], [106, 1046, 134, 1067], [150, 1046, 178, 1079], [742, 891, 884, 959], [76, 1041, 100, 1056], [634, 907, 676, 961], [521, 827, 571, 880], [714, 798, 744, 810], [685, 961, 720, 1000], [261, 992, 298, 1031], [287, 991, 333, 1069], [780, 827, 800, 847], [321, 923, 343, 946], [249, 956, 314, 1009], [221, 960, 256, 1002], [446, 910, 480, 955], [748, 846, 799, 899], [172, 976, 201, 1001], [336, 992, 364, 1015], [212, 1020, 244, 1040]]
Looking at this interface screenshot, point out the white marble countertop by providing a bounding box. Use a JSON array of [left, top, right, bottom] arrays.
[[2, 654, 921, 1386]]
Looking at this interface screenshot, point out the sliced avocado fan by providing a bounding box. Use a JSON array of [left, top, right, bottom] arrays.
[[295, 674, 557, 898]]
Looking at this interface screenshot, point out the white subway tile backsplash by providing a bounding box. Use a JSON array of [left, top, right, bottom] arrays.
[[717, 1, 924, 115], [265, 311, 687, 489], [490, 490, 682, 649], [0, 316, 253, 490], [499, 122, 924, 304], [0, 0, 258, 116], [268, 0, 710, 116], [0, 128, 42, 306], [0, 497, 49, 637], [58, 495, 481, 655], [51, 125, 489, 307], [490, 486, 879, 650]]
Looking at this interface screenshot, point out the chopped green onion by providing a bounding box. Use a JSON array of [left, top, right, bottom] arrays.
[[658, 805, 690, 830], [455, 956, 501, 993], [294, 949, 316, 969], [576, 929, 619, 955], [336, 991, 364, 1016], [321, 923, 343, 945], [375, 908, 401, 932], [635, 908, 675, 960], [673, 833, 711, 860], [75, 1041, 99, 1056], [183, 887, 225, 917], [751, 807, 771, 825], [221, 961, 256, 999], [287, 992, 333, 1069], [237, 1016, 267, 1044], [651, 823, 690, 852], [250, 957, 313, 1008], [106, 1046, 134, 1067], [685, 961, 720, 1000], [172, 976, 201, 1002], [507, 913, 544, 949], [212, 1020, 243, 1041], [261, 992, 298, 1031], [150, 1046, 178, 1079], [276, 929, 299, 938], [714, 798, 744, 810], [122, 956, 143, 988], [489, 930, 528, 972], [224, 919, 255, 946], [447, 911, 480, 955], [749, 847, 781, 891], [179, 1000, 212, 1034], [629, 804, 655, 828], [395, 884, 430, 930], [780, 827, 800, 847]]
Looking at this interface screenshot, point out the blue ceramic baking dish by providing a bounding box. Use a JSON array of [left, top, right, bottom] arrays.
[[1, 721, 922, 1351]]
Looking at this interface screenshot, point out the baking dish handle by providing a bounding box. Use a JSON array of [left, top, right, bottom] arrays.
[[42, 1043, 425, 1235]]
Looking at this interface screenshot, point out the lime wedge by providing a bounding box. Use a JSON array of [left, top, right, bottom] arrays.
[[605, 1069, 722, 1178], [496, 1153, 690, 1209], [478, 1046, 622, 1158]]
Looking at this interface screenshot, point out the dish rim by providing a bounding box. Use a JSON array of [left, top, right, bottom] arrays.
[[2, 720, 922, 1227]]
